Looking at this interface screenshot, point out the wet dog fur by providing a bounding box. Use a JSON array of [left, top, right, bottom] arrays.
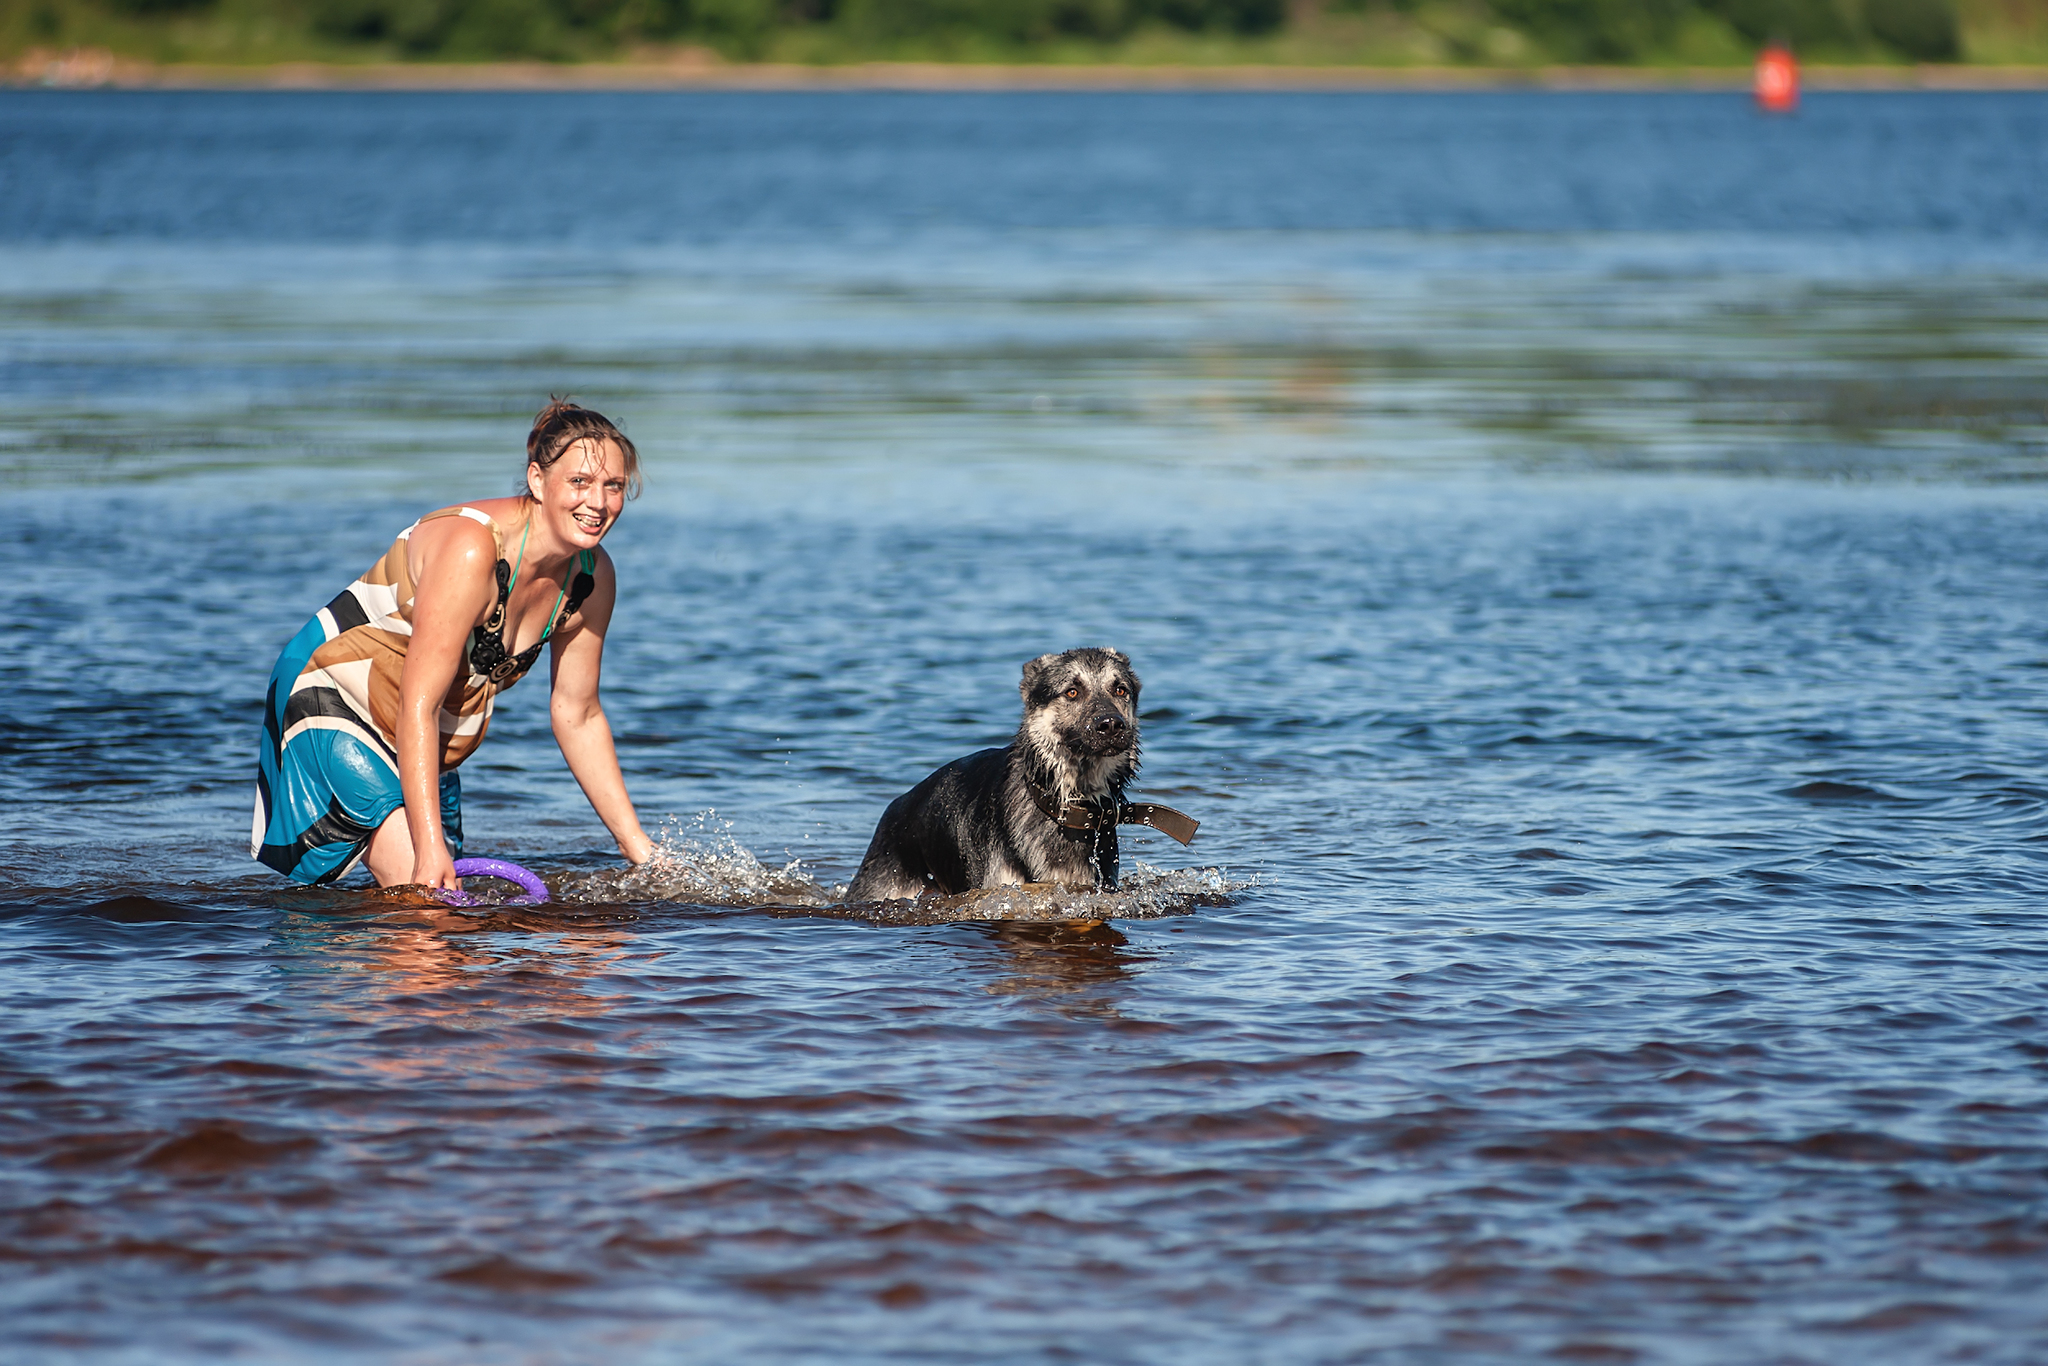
[[847, 648, 1143, 900]]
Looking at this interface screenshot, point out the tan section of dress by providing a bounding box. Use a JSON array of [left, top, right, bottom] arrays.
[[295, 506, 516, 772]]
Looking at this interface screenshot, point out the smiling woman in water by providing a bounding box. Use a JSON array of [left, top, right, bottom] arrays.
[[252, 400, 655, 892]]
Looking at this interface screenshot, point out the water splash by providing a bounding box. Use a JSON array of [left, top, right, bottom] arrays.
[[559, 815, 841, 909], [850, 864, 1249, 926], [553, 816, 1246, 922]]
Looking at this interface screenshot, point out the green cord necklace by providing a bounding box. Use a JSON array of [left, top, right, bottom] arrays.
[[506, 513, 572, 647]]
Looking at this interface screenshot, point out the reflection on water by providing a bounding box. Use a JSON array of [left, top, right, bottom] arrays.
[[973, 921, 1142, 1013], [5, 90, 2048, 1364], [272, 905, 644, 1040]]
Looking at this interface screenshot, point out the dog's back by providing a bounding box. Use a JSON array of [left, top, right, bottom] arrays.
[[849, 747, 1019, 900]]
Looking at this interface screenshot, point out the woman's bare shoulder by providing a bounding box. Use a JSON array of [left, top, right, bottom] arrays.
[[408, 501, 510, 579]]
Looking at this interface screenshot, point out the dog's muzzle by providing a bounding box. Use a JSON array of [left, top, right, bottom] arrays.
[[1068, 716, 1134, 755]]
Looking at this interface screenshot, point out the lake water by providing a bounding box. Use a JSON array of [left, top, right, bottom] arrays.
[[4, 89, 2048, 1363]]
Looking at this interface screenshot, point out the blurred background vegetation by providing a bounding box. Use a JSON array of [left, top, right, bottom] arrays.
[[4, 0, 2046, 66]]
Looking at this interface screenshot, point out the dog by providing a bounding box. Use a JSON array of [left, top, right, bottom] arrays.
[[847, 648, 1197, 901]]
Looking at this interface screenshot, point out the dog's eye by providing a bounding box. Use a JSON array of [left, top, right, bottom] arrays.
[[1064, 685, 1082, 700], [1111, 683, 1128, 697]]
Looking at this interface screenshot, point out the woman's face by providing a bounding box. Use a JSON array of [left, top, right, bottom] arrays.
[[528, 438, 628, 551]]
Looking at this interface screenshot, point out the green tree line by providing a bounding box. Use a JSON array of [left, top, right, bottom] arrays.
[[2, 0, 2001, 64]]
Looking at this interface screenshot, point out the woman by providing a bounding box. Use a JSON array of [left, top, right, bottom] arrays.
[[253, 400, 654, 891]]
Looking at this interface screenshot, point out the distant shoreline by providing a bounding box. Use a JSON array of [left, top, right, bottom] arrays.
[[12, 52, 2048, 92]]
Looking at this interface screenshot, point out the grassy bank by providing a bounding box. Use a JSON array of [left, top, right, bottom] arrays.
[[6, 0, 2048, 73]]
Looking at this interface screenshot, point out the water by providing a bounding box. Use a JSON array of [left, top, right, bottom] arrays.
[[5, 90, 2048, 1362]]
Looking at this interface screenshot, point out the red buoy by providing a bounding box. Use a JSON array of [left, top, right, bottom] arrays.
[[1754, 44, 1799, 114]]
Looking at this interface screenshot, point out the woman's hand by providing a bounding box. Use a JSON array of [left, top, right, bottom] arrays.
[[411, 844, 462, 892], [619, 829, 656, 866]]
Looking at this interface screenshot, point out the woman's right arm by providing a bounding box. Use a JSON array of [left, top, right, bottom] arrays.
[[396, 521, 496, 890]]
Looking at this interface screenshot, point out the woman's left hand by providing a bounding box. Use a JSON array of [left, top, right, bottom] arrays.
[[619, 830, 655, 866]]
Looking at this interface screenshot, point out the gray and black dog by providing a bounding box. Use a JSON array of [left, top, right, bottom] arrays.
[[846, 648, 1197, 901]]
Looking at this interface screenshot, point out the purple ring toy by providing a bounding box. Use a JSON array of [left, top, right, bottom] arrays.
[[439, 857, 550, 907]]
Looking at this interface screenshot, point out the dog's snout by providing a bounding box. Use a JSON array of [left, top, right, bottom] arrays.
[[1091, 713, 1127, 735]]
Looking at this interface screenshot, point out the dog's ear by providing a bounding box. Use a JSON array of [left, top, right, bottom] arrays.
[[1020, 653, 1064, 704]]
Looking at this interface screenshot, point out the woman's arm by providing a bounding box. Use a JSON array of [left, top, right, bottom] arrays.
[[549, 550, 654, 865], [397, 520, 498, 890]]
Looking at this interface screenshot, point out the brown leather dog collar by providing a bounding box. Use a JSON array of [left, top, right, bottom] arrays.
[[1028, 780, 1201, 847], [1111, 801, 1200, 846]]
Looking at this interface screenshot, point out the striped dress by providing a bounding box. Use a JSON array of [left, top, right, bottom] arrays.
[[252, 506, 587, 885]]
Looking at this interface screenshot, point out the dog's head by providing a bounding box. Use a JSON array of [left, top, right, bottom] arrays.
[[1018, 647, 1142, 801]]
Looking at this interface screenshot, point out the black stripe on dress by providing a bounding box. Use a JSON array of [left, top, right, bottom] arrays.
[[262, 677, 283, 755], [258, 796, 381, 879], [281, 682, 397, 763], [323, 588, 371, 636]]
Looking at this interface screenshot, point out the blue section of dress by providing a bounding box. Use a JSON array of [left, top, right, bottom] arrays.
[[252, 620, 462, 886]]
